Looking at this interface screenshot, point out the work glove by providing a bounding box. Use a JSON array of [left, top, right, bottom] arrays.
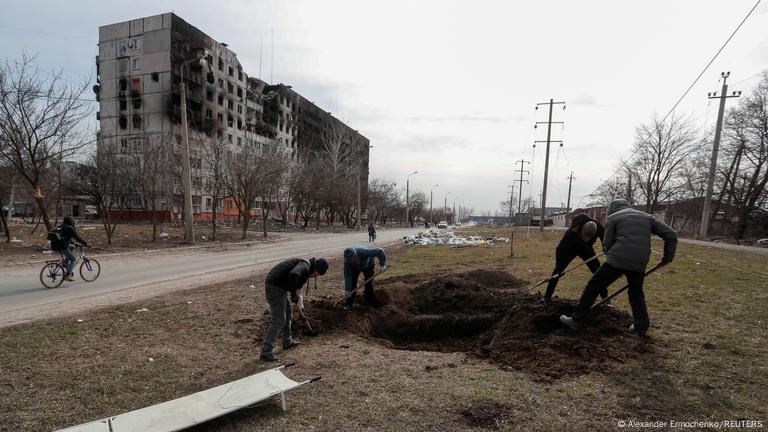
[[297, 294, 304, 310], [380, 265, 387, 273], [291, 291, 300, 305]]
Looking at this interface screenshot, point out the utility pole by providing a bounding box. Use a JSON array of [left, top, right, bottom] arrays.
[[507, 185, 515, 225], [700, 72, 741, 239], [535, 98, 566, 231], [565, 171, 574, 211], [180, 64, 197, 244], [626, 169, 633, 205], [514, 159, 530, 224], [405, 171, 417, 227], [429, 184, 439, 227]]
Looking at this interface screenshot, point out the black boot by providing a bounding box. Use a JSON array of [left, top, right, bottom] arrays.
[[283, 339, 301, 350]]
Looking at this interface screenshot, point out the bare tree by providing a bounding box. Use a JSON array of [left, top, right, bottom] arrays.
[[0, 161, 13, 241], [69, 143, 123, 244], [257, 145, 290, 237], [0, 55, 92, 231], [631, 113, 698, 213], [315, 119, 360, 228], [719, 73, 768, 241], [368, 178, 400, 225], [126, 133, 172, 241], [201, 133, 227, 240], [406, 190, 428, 226]]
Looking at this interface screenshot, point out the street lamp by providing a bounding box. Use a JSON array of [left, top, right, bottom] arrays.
[[444, 192, 451, 223], [357, 144, 373, 230], [429, 184, 439, 227], [452, 196, 458, 225], [405, 171, 418, 227], [179, 51, 208, 244]]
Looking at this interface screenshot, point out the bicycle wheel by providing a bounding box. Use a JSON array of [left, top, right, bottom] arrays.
[[80, 258, 101, 282], [40, 263, 65, 289]]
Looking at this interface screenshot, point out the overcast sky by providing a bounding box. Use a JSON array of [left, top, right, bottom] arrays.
[[3, 0, 768, 213]]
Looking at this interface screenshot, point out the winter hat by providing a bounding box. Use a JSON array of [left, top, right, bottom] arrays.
[[343, 248, 357, 262], [581, 221, 597, 239], [313, 258, 329, 275], [63, 216, 75, 227]]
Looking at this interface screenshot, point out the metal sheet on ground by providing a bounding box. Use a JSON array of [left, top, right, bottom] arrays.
[[56, 367, 305, 432]]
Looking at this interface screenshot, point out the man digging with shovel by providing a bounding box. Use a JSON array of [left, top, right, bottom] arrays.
[[560, 199, 677, 337], [260, 257, 329, 362], [542, 215, 609, 306], [343, 246, 387, 310]]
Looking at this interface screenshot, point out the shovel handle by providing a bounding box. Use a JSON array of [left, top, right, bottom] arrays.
[[528, 252, 605, 290], [591, 263, 664, 309], [335, 265, 389, 305], [296, 305, 314, 333]]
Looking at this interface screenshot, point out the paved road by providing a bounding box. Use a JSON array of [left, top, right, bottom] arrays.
[[0, 228, 417, 327]]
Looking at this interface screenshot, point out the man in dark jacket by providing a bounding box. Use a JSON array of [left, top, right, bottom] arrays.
[[260, 257, 329, 362], [560, 199, 677, 336], [367, 223, 376, 242], [543, 214, 607, 305], [50, 216, 89, 281], [343, 246, 387, 310]]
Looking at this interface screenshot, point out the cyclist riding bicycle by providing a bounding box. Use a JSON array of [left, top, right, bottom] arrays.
[[49, 216, 89, 281]]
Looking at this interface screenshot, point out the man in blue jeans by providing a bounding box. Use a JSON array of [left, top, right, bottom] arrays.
[[343, 246, 387, 310], [560, 199, 677, 337], [260, 257, 329, 362], [50, 216, 89, 281]]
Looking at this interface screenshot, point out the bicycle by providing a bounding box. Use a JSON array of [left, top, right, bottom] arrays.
[[39, 244, 101, 289]]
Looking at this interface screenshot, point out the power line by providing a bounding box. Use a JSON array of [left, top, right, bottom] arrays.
[[585, 0, 763, 201]]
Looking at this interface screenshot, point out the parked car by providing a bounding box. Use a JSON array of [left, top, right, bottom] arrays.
[[437, 221, 448, 229], [454, 222, 462, 227], [84, 205, 98, 219]]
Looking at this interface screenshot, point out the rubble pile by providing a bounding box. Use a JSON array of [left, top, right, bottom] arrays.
[[403, 230, 510, 247]]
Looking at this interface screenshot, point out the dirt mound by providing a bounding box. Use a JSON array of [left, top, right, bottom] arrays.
[[298, 269, 646, 379]]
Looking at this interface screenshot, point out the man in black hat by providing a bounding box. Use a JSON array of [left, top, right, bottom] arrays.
[[260, 257, 329, 362], [343, 246, 387, 310], [542, 215, 608, 305]]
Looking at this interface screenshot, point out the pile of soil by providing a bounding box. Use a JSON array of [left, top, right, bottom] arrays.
[[298, 269, 646, 379]]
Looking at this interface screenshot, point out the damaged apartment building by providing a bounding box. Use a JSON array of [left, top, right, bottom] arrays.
[[95, 12, 369, 222]]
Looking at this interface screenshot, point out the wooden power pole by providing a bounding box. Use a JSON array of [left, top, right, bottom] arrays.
[[700, 72, 741, 239], [565, 171, 574, 211], [535, 99, 566, 231]]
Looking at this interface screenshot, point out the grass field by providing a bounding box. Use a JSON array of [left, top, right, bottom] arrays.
[[1, 228, 766, 431]]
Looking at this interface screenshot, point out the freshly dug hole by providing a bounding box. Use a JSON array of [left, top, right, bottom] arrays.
[[299, 269, 646, 379]]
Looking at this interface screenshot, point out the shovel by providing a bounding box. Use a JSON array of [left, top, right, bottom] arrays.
[[295, 304, 319, 336], [527, 252, 605, 291], [334, 266, 389, 307], [591, 262, 664, 309]]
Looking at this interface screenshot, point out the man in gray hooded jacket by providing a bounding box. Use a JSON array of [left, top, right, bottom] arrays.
[[560, 199, 677, 336]]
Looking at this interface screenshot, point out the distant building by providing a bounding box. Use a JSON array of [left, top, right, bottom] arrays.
[[545, 211, 569, 228], [96, 13, 369, 222], [468, 215, 512, 226], [570, 206, 608, 224], [528, 206, 569, 226]]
